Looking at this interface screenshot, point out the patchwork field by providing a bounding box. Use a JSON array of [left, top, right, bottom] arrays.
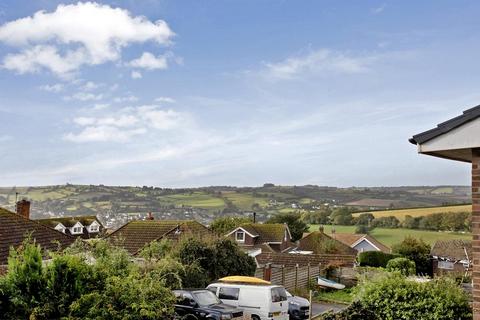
[[353, 204, 471, 221], [308, 224, 471, 247]]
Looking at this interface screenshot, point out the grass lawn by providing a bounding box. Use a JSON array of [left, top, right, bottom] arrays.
[[353, 204, 471, 221], [309, 224, 471, 247], [314, 288, 354, 304]]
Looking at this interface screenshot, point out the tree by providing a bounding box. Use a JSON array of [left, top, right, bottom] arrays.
[[2, 238, 49, 319], [392, 236, 431, 275], [371, 216, 400, 228], [210, 216, 252, 235], [355, 224, 371, 234], [266, 212, 309, 241], [356, 213, 375, 226], [402, 215, 420, 229], [69, 272, 176, 320], [175, 237, 256, 287], [330, 207, 354, 226]]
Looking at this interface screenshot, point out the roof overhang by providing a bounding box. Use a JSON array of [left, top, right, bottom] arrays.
[[410, 105, 480, 163], [351, 237, 380, 251], [225, 227, 258, 238]]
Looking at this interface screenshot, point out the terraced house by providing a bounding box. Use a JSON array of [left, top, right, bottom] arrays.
[[35, 215, 104, 239]]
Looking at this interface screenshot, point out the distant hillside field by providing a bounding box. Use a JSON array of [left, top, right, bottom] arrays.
[[309, 224, 471, 247], [0, 184, 471, 229], [353, 204, 472, 221]]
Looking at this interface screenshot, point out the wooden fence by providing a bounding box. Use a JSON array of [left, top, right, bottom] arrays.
[[255, 263, 322, 292]]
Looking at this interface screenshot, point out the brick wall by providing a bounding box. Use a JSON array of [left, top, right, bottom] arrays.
[[472, 149, 480, 319]]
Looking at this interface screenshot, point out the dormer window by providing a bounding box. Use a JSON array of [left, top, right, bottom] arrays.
[[72, 226, 82, 234], [236, 230, 245, 242], [71, 222, 84, 235], [89, 225, 99, 233], [54, 223, 66, 234]]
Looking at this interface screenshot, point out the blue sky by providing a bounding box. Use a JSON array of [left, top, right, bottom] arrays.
[[0, 0, 478, 187]]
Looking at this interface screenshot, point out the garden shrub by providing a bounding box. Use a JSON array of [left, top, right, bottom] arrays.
[[392, 236, 431, 275], [358, 251, 400, 268], [324, 273, 472, 320], [386, 257, 416, 276]]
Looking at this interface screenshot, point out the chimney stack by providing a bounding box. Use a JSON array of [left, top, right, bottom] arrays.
[[253, 212, 257, 224], [16, 199, 31, 219], [147, 212, 154, 220]]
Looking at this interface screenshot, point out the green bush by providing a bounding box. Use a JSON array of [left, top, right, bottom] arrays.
[[322, 274, 472, 320], [386, 257, 416, 276], [358, 251, 400, 268]]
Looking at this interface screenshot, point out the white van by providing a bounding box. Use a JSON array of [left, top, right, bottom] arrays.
[[206, 282, 289, 320]]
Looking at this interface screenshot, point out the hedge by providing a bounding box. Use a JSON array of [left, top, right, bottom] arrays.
[[358, 251, 400, 268]]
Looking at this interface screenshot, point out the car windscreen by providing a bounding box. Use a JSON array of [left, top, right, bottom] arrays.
[[193, 291, 222, 306], [271, 287, 288, 303]]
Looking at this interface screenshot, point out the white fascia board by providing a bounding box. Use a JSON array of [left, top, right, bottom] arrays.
[[352, 237, 380, 251], [419, 118, 480, 153], [225, 227, 258, 238]]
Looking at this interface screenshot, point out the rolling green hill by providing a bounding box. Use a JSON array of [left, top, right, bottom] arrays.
[[0, 184, 471, 226]]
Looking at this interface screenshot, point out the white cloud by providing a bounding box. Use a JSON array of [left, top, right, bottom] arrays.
[[65, 105, 185, 142], [114, 95, 138, 103], [371, 4, 386, 14], [39, 83, 64, 92], [0, 2, 174, 77], [65, 92, 103, 101], [155, 96, 176, 103], [131, 70, 142, 79], [262, 49, 372, 81], [82, 81, 101, 91], [128, 51, 168, 70]]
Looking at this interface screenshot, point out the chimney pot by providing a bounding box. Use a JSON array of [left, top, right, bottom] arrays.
[[253, 212, 257, 224], [16, 199, 31, 219]]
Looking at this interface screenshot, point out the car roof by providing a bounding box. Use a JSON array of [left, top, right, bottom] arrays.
[[208, 283, 282, 289]]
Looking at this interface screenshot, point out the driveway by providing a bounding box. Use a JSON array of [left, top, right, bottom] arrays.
[[311, 301, 348, 318]]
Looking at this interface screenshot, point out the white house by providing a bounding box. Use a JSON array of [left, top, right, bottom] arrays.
[[35, 215, 104, 239]]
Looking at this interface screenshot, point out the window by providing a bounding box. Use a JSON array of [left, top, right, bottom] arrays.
[[89, 224, 99, 233], [177, 293, 196, 307], [438, 261, 454, 270], [72, 226, 83, 234], [193, 291, 221, 307], [235, 231, 245, 242], [207, 286, 217, 294], [271, 287, 287, 303], [219, 287, 239, 300]]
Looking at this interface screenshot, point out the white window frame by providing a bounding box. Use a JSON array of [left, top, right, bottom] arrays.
[[88, 221, 100, 233], [54, 223, 66, 234], [72, 226, 82, 234], [236, 231, 245, 243], [71, 222, 84, 235]]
